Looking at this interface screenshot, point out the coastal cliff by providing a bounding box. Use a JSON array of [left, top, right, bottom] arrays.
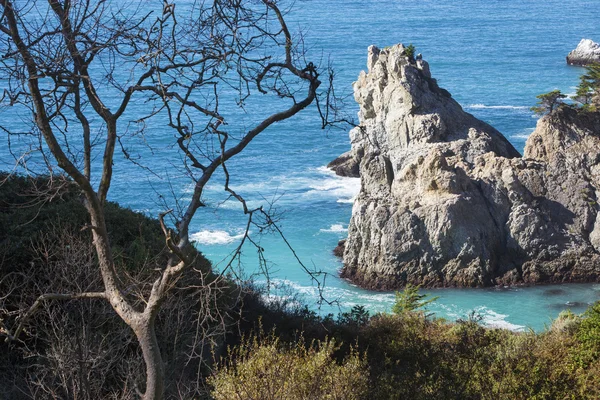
[[338, 44, 600, 289]]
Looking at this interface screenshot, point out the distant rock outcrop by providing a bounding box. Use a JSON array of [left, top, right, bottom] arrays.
[[338, 44, 600, 289], [567, 39, 600, 66]]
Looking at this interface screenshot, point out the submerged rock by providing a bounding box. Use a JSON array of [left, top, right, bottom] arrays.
[[338, 44, 600, 289], [567, 39, 600, 66]]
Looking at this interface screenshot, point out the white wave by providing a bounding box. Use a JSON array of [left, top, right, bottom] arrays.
[[354, 292, 395, 304], [198, 166, 360, 206], [466, 104, 529, 110], [251, 280, 526, 331], [476, 307, 526, 331], [320, 224, 348, 233], [190, 230, 246, 245], [260, 293, 304, 310], [435, 304, 525, 332], [510, 127, 535, 140], [264, 279, 358, 303], [564, 86, 579, 99], [305, 166, 361, 203]]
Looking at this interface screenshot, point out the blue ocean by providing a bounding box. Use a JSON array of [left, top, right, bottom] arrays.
[[3, 0, 600, 331]]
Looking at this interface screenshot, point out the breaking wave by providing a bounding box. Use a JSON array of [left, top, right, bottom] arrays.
[[466, 104, 530, 110], [320, 224, 349, 233], [190, 230, 246, 245]]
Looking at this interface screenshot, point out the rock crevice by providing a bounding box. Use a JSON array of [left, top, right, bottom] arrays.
[[338, 44, 600, 289]]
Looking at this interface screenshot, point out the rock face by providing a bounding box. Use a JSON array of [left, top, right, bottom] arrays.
[[328, 150, 362, 178], [567, 39, 600, 66], [339, 44, 600, 289]]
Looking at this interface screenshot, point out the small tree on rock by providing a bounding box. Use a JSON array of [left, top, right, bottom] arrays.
[[572, 63, 600, 112], [531, 90, 567, 115], [404, 44, 416, 62]]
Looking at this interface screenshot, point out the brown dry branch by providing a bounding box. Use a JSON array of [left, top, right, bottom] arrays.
[[0, 1, 337, 398]]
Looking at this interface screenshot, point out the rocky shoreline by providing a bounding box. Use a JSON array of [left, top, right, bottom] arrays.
[[334, 44, 600, 290], [567, 39, 600, 66]]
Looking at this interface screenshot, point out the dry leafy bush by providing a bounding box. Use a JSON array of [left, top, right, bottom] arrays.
[[210, 332, 368, 400]]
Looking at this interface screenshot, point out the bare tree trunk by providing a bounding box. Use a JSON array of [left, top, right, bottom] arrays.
[[134, 318, 165, 400], [0, 1, 326, 398]]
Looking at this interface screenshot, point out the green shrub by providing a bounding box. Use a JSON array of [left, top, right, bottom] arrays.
[[392, 283, 438, 314], [338, 305, 370, 327], [210, 333, 368, 400], [405, 44, 416, 61], [574, 301, 600, 365]]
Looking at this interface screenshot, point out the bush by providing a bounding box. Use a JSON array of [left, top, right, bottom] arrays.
[[405, 44, 416, 61], [0, 174, 221, 399], [392, 283, 438, 314], [574, 301, 600, 365], [210, 333, 368, 400]]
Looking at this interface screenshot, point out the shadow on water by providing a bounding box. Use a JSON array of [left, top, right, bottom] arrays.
[[543, 288, 566, 296]]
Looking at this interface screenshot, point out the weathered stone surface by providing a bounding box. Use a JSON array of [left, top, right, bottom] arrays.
[[338, 44, 600, 289], [327, 150, 361, 178], [567, 39, 600, 66]]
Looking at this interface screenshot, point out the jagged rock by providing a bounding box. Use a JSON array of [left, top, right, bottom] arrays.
[[567, 39, 600, 66], [338, 44, 600, 289], [333, 239, 346, 258], [328, 150, 361, 178]]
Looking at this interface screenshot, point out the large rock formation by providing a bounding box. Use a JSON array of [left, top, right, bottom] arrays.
[[339, 44, 600, 289], [567, 39, 600, 66]]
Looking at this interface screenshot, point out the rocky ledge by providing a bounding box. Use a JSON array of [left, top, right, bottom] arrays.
[[567, 39, 600, 66], [337, 44, 600, 289]]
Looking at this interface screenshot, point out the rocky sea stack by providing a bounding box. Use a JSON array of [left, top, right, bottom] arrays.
[[567, 39, 600, 66], [337, 44, 600, 289]]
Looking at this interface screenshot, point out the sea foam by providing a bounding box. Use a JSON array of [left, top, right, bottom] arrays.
[[477, 307, 526, 331], [319, 223, 348, 233], [466, 104, 530, 110], [190, 230, 246, 245]]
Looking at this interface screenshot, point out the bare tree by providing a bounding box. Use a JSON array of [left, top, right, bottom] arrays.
[[0, 0, 326, 398]]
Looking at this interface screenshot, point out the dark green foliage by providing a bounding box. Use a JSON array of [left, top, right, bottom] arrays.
[[338, 305, 370, 327], [0, 174, 87, 269], [531, 89, 567, 115], [217, 295, 600, 400], [0, 174, 217, 399], [405, 43, 416, 61], [572, 62, 600, 112], [0, 173, 176, 274], [574, 301, 600, 367], [5, 174, 600, 399]]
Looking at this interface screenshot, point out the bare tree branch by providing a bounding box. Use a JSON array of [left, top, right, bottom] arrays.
[[4, 291, 106, 342]]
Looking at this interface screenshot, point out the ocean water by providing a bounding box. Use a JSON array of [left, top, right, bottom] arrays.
[[2, 0, 600, 331]]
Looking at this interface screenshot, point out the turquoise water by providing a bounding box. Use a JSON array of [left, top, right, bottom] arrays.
[[2, 0, 600, 331]]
